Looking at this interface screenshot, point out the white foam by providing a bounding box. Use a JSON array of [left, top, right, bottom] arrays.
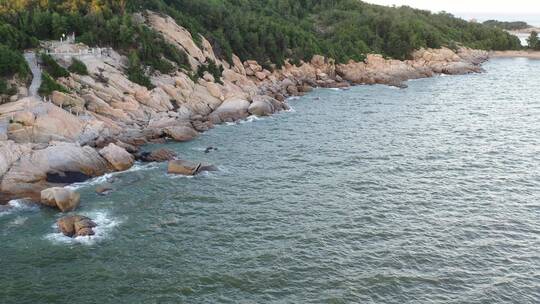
[[287, 96, 300, 101], [8, 216, 28, 226], [45, 210, 122, 245], [67, 162, 158, 190], [167, 173, 196, 179], [239, 115, 261, 124], [285, 106, 296, 113], [0, 199, 39, 217]]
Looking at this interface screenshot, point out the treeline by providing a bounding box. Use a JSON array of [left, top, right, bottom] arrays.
[[0, 0, 523, 87], [134, 0, 522, 64], [483, 20, 532, 31]]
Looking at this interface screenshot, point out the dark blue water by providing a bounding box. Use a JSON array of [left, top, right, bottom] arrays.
[[1, 58, 539, 303]]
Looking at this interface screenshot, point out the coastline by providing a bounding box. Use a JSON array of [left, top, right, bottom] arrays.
[[489, 50, 540, 59], [0, 11, 490, 205]]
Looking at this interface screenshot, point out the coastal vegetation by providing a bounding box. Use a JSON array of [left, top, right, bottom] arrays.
[[133, 0, 522, 64], [0, 44, 29, 99], [0, 0, 523, 81], [68, 58, 89, 75], [38, 72, 68, 96], [483, 20, 532, 30], [40, 53, 70, 79], [127, 51, 154, 89], [527, 31, 540, 50]]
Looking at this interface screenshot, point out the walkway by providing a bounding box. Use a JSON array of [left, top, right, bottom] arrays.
[[24, 52, 42, 98]]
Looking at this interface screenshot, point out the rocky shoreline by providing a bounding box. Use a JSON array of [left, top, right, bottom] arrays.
[[0, 11, 489, 207]]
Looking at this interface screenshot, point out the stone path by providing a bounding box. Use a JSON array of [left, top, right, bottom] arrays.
[[24, 52, 42, 98]]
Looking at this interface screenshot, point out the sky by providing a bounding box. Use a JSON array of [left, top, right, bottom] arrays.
[[364, 0, 540, 15]]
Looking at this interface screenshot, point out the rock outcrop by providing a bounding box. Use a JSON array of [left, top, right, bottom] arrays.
[[57, 215, 97, 237], [167, 160, 217, 176], [0, 141, 109, 201], [40, 187, 80, 212], [99, 143, 135, 171], [164, 125, 199, 142]]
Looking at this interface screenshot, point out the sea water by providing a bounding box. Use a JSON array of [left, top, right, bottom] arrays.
[[1, 58, 539, 303]]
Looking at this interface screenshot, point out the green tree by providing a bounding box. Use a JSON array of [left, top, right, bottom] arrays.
[[38, 72, 68, 96], [527, 31, 539, 50], [68, 58, 89, 75], [127, 51, 153, 89], [0, 44, 29, 78], [40, 54, 69, 78]]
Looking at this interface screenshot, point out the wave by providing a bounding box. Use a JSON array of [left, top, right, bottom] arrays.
[[239, 115, 261, 124], [44, 210, 122, 245], [220, 115, 264, 127], [285, 105, 296, 113], [67, 162, 158, 190], [7, 216, 28, 227], [0, 199, 40, 217]]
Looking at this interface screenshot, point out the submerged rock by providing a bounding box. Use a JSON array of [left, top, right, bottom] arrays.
[[167, 160, 217, 175], [57, 215, 97, 237], [204, 147, 218, 154], [168, 160, 200, 175], [95, 184, 113, 195], [40, 187, 80, 212]]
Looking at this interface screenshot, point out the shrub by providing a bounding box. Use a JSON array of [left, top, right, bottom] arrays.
[[0, 45, 29, 78], [0, 79, 7, 94], [38, 72, 68, 96], [194, 60, 224, 84], [40, 53, 69, 78], [127, 51, 154, 89], [68, 58, 89, 75]]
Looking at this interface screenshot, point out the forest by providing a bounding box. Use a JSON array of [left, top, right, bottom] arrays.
[[0, 0, 523, 89]]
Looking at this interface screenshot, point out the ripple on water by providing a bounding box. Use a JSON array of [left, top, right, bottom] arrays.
[[1, 58, 540, 304]]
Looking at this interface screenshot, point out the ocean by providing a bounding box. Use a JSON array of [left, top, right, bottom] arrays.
[[1, 58, 539, 303]]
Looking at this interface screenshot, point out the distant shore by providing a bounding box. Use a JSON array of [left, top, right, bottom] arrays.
[[490, 50, 540, 59], [508, 27, 540, 35]]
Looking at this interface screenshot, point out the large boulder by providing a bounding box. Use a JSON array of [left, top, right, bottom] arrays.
[[13, 111, 35, 126], [208, 97, 250, 123], [164, 125, 199, 142], [51, 91, 86, 109], [0, 142, 110, 201], [57, 215, 97, 237], [168, 160, 200, 175], [248, 95, 277, 116], [40, 187, 80, 212], [99, 143, 135, 171]]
